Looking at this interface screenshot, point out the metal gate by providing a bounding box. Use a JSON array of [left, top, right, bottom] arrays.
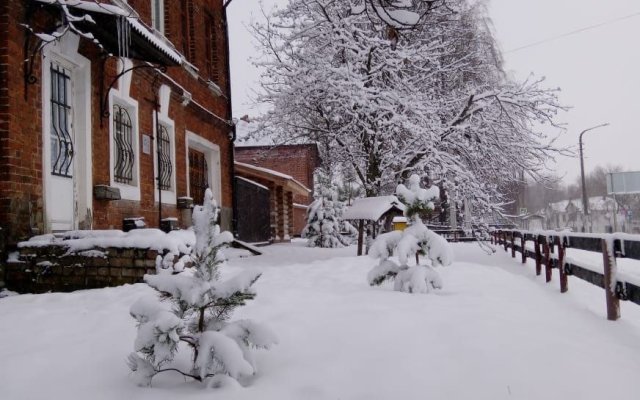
[[235, 177, 271, 243]]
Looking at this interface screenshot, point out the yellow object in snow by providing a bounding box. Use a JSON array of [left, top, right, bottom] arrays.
[[393, 216, 407, 231]]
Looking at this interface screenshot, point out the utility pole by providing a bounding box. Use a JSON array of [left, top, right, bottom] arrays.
[[579, 123, 609, 232]]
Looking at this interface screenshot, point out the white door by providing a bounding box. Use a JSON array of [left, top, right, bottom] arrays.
[[47, 61, 75, 231]]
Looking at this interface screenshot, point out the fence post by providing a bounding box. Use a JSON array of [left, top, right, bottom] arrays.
[[543, 239, 552, 283], [601, 239, 621, 321], [357, 220, 364, 256], [521, 236, 527, 264], [511, 233, 516, 258], [557, 237, 568, 293], [534, 238, 542, 276], [503, 232, 508, 252]]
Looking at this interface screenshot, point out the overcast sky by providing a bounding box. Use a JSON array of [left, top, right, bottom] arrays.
[[227, 0, 640, 184]]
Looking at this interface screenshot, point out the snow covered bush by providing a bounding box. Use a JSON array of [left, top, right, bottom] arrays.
[[127, 189, 277, 387], [368, 175, 453, 293], [302, 190, 353, 248], [396, 174, 439, 221]]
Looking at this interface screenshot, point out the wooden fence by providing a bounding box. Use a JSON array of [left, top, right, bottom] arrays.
[[491, 229, 640, 321]]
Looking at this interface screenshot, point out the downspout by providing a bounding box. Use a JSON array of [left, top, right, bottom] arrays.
[[153, 73, 162, 228], [222, 4, 238, 237]]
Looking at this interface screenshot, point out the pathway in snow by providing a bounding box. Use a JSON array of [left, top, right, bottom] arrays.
[[1, 240, 640, 400]]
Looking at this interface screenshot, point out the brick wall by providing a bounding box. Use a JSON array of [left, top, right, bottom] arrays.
[[7, 244, 166, 293], [236, 144, 321, 237], [0, 1, 46, 244], [235, 144, 321, 205], [0, 0, 234, 244]]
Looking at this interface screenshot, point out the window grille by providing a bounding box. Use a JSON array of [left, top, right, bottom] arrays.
[[50, 64, 74, 178], [189, 148, 209, 205], [113, 104, 135, 184], [157, 124, 173, 190]]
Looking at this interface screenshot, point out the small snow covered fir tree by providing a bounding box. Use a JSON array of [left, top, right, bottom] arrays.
[[127, 189, 277, 387], [302, 182, 353, 248], [367, 175, 453, 293]]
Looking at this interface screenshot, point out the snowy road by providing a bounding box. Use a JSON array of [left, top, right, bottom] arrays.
[[2, 241, 640, 399]]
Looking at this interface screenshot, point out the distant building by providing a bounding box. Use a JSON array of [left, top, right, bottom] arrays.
[[234, 119, 321, 236], [517, 214, 545, 231], [543, 197, 624, 233]]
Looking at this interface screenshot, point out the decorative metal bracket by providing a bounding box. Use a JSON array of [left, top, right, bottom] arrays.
[[22, 2, 47, 100], [100, 62, 167, 119]]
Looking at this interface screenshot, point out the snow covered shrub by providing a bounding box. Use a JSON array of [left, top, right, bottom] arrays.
[[396, 174, 439, 222], [127, 189, 277, 387], [367, 175, 453, 293], [302, 192, 352, 248]]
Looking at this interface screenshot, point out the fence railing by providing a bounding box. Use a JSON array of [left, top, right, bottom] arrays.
[[491, 229, 640, 321]]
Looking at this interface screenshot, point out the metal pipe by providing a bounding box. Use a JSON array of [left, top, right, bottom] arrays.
[[153, 73, 162, 228], [222, 4, 238, 237], [578, 123, 609, 231]]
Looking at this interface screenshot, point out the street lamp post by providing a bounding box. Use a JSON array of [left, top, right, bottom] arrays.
[[579, 123, 609, 232]]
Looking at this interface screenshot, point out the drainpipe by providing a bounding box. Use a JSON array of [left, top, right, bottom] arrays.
[[222, 5, 238, 237], [153, 74, 162, 228]]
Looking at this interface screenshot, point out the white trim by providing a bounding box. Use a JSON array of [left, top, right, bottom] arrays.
[[153, 85, 177, 205], [150, 0, 165, 34], [109, 83, 141, 201], [186, 132, 222, 206], [41, 32, 93, 232]]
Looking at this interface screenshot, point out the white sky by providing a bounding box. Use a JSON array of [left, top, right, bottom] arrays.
[[228, 0, 640, 184]]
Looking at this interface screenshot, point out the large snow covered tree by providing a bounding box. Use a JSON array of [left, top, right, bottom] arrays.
[[251, 0, 565, 214], [368, 175, 453, 294], [127, 189, 277, 387]]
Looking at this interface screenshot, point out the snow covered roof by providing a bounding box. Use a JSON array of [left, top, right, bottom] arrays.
[[235, 120, 276, 147], [126, 19, 181, 64], [342, 196, 406, 221], [237, 176, 269, 191], [33, 0, 182, 65], [234, 120, 319, 151], [547, 197, 616, 213], [235, 162, 311, 196], [520, 213, 545, 221]]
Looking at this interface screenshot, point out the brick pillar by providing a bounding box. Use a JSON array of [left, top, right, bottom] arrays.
[[268, 183, 277, 241], [276, 186, 284, 241], [286, 191, 294, 241]]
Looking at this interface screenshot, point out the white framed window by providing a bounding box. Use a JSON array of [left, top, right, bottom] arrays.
[[112, 103, 135, 184], [186, 131, 222, 207], [151, 0, 164, 34], [109, 59, 140, 201], [153, 85, 176, 204]]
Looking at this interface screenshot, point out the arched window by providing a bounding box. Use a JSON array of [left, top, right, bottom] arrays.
[[113, 104, 134, 184], [157, 124, 173, 190]]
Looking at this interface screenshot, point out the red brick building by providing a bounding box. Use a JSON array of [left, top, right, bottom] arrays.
[[0, 0, 235, 246], [235, 137, 321, 236]]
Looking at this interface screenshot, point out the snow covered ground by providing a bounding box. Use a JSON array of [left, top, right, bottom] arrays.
[[2, 240, 640, 399]]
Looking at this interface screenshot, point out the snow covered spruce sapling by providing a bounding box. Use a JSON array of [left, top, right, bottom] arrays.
[[302, 187, 353, 248], [127, 189, 277, 387], [367, 175, 453, 293]]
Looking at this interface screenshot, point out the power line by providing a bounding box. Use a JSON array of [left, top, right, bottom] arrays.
[[505, 10, 640, 54]]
